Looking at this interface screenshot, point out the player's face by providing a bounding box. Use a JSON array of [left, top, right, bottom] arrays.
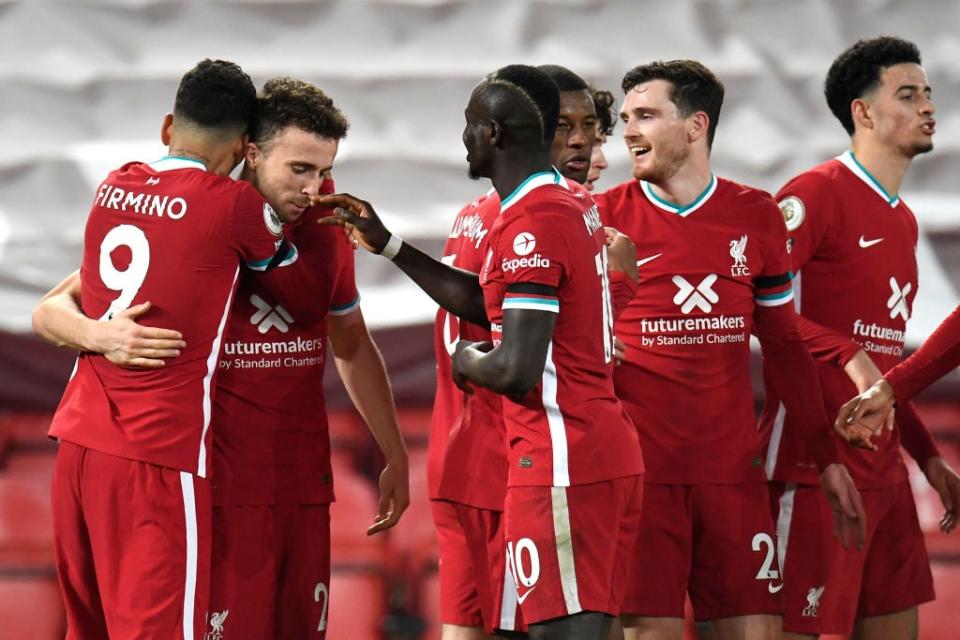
[[585, 130, 608, 192], [551, 90, 598, 184], [463, 90, 494, 180], [620, 80, 692, 183], [246, 126, 339, 223], [865, 63, 935, 158]]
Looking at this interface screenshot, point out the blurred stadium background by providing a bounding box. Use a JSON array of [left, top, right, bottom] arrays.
[[1, 0, 959, 637]]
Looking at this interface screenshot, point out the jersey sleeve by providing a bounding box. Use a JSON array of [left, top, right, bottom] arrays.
[[328, 233, 360, 317], [495, 211, 567, 315], [229, 183, 294, 271], [897, 401, 942, 467], [753, 197, 796, 309], [886, 306, 960, 402], [776, 172, 835, 273]]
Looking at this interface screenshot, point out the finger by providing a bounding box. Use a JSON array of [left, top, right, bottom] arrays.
[[835, 399, 859, 431], [125, 357, 167, 369], [833, 511, 849, 551], [850, 487, 867, 550], [366, 496, 394, 536], [118, 301, 151, 319], [136, 348, 181, 359], [311, 193, 366, 213], [138, 327, 184, 342], [142, 337, 187, 349], [887, 407, 895, 432]]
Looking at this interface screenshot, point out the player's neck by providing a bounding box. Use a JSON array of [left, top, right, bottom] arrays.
[[643, 158, 713, 208], [849, 139, 911, 198], [490, 154, 553, 202]]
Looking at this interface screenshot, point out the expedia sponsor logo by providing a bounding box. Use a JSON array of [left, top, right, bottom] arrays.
[[502, 254, 550, 273]]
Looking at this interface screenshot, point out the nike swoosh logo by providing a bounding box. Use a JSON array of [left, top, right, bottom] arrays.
[[858, 236, 884, 248], [516, 587, 536, 605], [636, 253, 663, 267], [768, 581, 784, 594]]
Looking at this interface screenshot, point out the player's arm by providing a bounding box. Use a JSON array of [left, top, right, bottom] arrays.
[[754, 300, 867, 549], [604, 226, 638, 319], [313, 193, 487, 326], [31, 270, 184, 368], [327, 307, 410, 535], [452, 283, 556, 396]]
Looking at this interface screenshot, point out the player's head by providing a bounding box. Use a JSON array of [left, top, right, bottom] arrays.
[[163, 59, 257, 175], [619, 60, 724, 182], [537, 65, 597, 184], [825, 36, 934, 157], [585, 85, 617, 191], [463, 64, 560, 180], [243, 77, 349, 223]]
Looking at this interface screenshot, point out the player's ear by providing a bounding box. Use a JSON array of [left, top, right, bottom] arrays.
[[488, 119, 503, 148], [688, 111, 709, 145], [851, 98, 873, 131], [160, 113, 174, 146], [244, 140, 260, 169]]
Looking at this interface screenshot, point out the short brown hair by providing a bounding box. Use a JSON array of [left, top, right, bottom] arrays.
[[621, 60, 724, 148]]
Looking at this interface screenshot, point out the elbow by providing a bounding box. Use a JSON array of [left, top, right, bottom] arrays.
[[30, 305, 48, 340], [497, 364, 542, 396]]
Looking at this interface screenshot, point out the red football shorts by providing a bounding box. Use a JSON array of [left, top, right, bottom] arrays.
[[207, 504, 331, 639], [771, 480, 935, 636], [621, 482, 782, 621], [51, 441, 211, 640], [431, 499, 525, 634], [503, 475, 643, 625]]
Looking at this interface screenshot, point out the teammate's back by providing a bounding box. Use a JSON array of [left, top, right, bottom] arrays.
[[50, 158, 285, 476]]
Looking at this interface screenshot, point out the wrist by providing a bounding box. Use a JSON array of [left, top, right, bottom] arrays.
[[380, 233, 403, 260]]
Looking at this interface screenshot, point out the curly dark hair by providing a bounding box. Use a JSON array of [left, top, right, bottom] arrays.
[[174, 59, 256, 135], [621, 59, 724, 148], [590, 86, 617, 137], [825, 36, 922, 135], [251, 77, 349, 148]]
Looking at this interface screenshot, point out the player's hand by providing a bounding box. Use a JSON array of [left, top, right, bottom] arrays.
[[312, 193, 391, 254], [90, 301, 185, 369], [841, 351, 896, 435], [819, 463, 867, 551], [923, 456, 960, 534], [367, 455, 410, 536], [604, 227, 638, 283], [451, 340, 494, 394], [614, 335, 626, 366], [834, 379, 897, 450]]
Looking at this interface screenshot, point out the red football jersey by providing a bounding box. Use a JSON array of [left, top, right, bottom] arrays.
[[211, 205, 358, 506], [760, 152, 918, 488], [481, 169, 643, 488], [428, 189, 508, 511], [49, 157, 287, 477], [595, 175, 796, 484]]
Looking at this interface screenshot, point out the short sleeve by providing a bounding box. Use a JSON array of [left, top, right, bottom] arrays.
[[494, 211, 568, 289], [328, 235, 360, 316], [753, 197, 796, 308], [775, 173, 835, 273], [229, 183, 291, 271]]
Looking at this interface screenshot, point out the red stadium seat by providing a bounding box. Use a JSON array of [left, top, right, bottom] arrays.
[[327, 567, 387, 640], [395, 406, 434, 446], [330, 451, 388, 566], [385, 448, 436, 576], [0, 574, 65, 640], [0, 476, 54, 568], [0, 413, 54, 448]]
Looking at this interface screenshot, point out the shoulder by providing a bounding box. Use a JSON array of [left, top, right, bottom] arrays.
[[774, 160, 843, 231]]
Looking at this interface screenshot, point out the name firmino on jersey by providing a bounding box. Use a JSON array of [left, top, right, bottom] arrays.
[[95, 183, 187, 220], [639, 315, 746, 333]]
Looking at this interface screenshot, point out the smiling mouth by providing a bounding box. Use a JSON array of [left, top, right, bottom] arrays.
[[921, 122, 936, 134], [629, 145, 651, 157]]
